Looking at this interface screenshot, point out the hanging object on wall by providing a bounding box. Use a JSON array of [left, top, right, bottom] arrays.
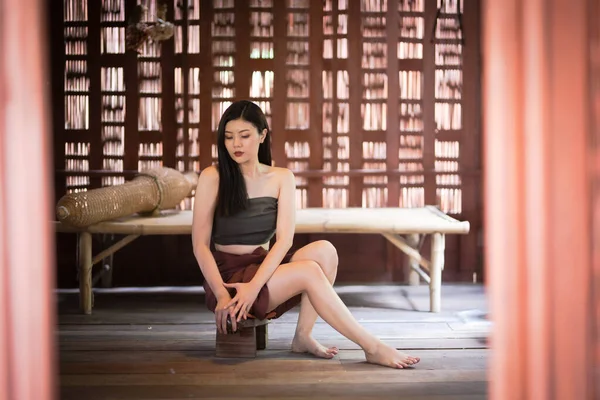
[[430, 0, 465, 45], [126, 1, 174, 53], [55, 167, 198, 228]]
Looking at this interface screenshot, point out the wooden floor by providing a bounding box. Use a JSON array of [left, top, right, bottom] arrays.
[[57, 284, 490, 400]]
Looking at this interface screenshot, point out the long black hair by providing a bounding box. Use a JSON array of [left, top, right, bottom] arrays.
[[216, 100, 272, 216]]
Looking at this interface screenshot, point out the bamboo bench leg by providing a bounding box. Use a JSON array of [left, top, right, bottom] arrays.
[[78, 232, 93, 315], [76, 233, 139, 315], [405, 234, 421, 286], [429, 233, 445, 313]]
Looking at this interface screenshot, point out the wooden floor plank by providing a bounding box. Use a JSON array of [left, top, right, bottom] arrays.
[[56, 322, 486, 342], [59, 349, 487, 374], [60, 368, 486, 386], [58, 337, 486, 352], [59, 381, 487, 400], [56, 285, 490, 399], [58, 348, 487, 363]]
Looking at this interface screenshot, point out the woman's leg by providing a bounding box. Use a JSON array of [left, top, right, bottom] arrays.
[[266, 260, 420, 369], [289, 240, 339, 358]]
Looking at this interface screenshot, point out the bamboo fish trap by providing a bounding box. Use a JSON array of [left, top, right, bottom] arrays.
[[56, 167, 198, 228]]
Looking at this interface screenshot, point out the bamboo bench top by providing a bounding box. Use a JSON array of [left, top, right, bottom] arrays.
[[54, 206, 470, 236]]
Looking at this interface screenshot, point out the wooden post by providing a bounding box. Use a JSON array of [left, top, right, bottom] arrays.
[[429, 233, 444, 312], [78, 232, 93, 314]]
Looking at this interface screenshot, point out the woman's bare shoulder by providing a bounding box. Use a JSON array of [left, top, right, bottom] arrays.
[[268, 166, 295, 196], [268, 166, 295, 179], [197, 165, 219, 189], [200, 165, 219, 179]]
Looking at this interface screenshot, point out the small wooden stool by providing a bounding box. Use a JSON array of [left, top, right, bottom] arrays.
[[215, 317, 269, 358]]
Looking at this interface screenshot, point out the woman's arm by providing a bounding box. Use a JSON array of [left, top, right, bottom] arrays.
[[249, 168, 297, 288], [191, 166, 229, 301], [224, 168, 297, 320]]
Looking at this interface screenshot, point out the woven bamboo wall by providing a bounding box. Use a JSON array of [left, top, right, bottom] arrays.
[[51, 0, 482, 285]]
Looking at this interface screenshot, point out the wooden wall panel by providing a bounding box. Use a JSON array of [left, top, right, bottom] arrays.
[[52, 0, 482, 285]]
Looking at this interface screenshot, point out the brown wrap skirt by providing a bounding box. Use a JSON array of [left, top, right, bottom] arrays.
[[203, 246, 302, 320]]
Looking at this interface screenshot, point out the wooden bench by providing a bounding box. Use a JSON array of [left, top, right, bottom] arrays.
[[54, 206, 470, 315]]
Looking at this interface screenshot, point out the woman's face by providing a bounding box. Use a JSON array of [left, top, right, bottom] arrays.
[[223, 118, 266, 164]]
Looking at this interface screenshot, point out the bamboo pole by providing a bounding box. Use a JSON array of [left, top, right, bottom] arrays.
[[381, 233, 431, 272]]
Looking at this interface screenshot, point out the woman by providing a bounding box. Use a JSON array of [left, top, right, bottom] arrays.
[[191, 100, 420, 369]]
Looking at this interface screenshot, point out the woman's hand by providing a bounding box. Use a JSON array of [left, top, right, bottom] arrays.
[[215, 293, 237, 334], [223, 281, 261, 322]]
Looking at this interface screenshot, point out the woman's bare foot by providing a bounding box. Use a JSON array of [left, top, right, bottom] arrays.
[[291, 334, 339, 359], [364, 342, 420, 369]]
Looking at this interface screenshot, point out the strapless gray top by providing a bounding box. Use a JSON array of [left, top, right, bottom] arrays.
[[212, 197, 277, 246]]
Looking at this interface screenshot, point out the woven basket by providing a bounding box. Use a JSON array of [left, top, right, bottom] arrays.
[[56, 167, 197, 228]]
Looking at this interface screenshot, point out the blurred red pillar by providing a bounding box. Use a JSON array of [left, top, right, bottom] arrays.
[[0, 0, 56, 399], [483, 0, 595, 399]]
